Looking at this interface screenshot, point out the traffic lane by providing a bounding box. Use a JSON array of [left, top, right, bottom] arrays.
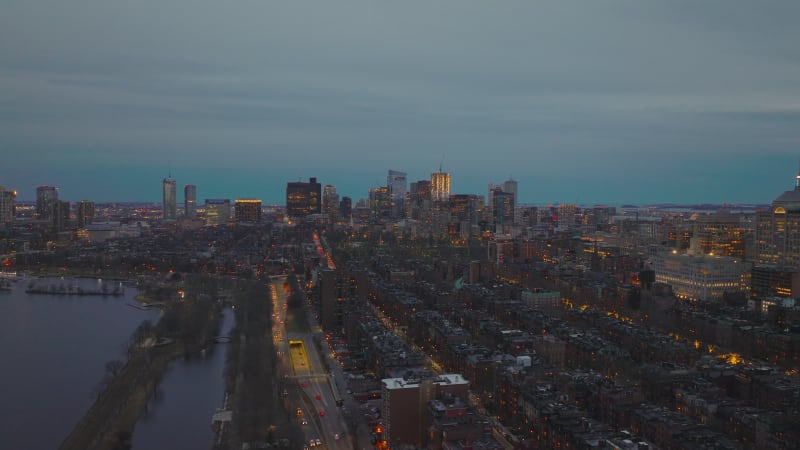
[[306, 368, 349, 449]]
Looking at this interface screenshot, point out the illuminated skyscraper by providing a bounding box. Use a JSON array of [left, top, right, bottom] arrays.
[[162, 177, 177, 221], [36, 185, 58, 220], [286, 177, 322, 217], [756, 172, 800, 266], [235, 198, 262, 222], [0, 186, 16, 225], [184, 184, 197, 219], [205, 199, 231, 226], [430, 171, 450, 202]]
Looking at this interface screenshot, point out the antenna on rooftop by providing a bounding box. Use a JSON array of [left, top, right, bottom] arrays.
[[439, 154, 445, 172]]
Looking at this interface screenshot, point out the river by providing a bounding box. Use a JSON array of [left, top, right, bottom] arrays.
[[131, 306, 235, 450], [0, 276, 159, 450]]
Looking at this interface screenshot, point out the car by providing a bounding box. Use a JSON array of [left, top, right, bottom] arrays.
[[309, 439, 317, 447], [296, 408, 303, 416], [315, 394, 321, 400], [300, 361, 305, 366], [301, 382, 307, 387], [319, 411, 325, 417], [334, 433, 340, 440], [301, 417, 308, 425], [315, 438, 322, 446]]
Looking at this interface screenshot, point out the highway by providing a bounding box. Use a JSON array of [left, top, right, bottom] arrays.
[[271, 276, 351, 450]]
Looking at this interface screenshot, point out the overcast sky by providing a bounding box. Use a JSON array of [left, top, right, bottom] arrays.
[[1, 0, 799, 204]]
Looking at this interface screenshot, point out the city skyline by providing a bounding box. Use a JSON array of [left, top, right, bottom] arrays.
[[2, 1, 799, 204]]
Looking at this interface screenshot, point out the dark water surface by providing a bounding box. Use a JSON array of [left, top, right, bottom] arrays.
[[131, 307, 234, 450], [0, 276, 158, 450]]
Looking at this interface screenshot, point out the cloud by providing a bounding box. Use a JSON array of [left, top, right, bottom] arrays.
[[1, 0, 799, 203]]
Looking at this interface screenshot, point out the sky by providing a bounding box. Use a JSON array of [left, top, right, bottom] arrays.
[[1, 0, 799, 205]]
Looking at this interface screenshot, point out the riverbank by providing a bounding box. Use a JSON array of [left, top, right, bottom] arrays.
[[59, 274, 223, 450], [59, 340, 183, 450]]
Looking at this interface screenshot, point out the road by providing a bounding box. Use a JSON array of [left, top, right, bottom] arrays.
[[271, 275, 352, 450]]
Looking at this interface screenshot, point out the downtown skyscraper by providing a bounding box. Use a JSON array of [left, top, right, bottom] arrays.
[[387, 170, 407, 218], [184, 184, 197, 219], [36, 185, 58, 220], [430, 171, 450, 203], [162, 177, 177, 221]]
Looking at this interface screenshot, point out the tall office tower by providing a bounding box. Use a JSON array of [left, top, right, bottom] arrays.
[[234, 198, 262, 222], [503, 178, 518, 223], [387, 170, 407, 218], [162, 177, 177, 221], [323, 185, 340, 220], [487, 183, 501, 210], [53, 200, 71, 231], [0, 186, 16, 225], [502, 178, 518, 203], [368, 186, 391, 220], [430, 171, 451, 202], [449, 194, 484, 224], [756, 172, 800, 266], [76, 200, 96, 228], [491, 188, 515, 225], [339, 196, 352, 219], [36, 185, 58, 220], [184, 184, 197, 219], [204, 199, 231, 226], [286, 177, 322, 217], [409, 180, 432, 220]]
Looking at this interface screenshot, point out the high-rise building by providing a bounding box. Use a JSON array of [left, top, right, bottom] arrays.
[[449, 194, 483, 224], [286, 177, 322, 217], [162, 177, 177, 221], [503, 178, 518, 222], [323, 185, 340, 220], [387, 170, 407, 218], [430, 171, 450, 202], [234, 198, 262, 223], [381, 374, 470, 448], [368, 186, 391, 220], [53, 200, 71, 232], [339, 196, 352, 220], [409, 180, 432, 220], [184, 184, 197, 219], [0, 186, 16, 225], [502, 178, 517, 202], [755, 172, 800, 267], [204, 199, 231, 226], [36, 185, 58, 220], [491, 188, 515, 225], [76, 200, 96, 228]]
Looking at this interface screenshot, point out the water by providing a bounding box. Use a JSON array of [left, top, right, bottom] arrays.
[[0, 277, 159, 450], [131, 307, 234, 450]]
